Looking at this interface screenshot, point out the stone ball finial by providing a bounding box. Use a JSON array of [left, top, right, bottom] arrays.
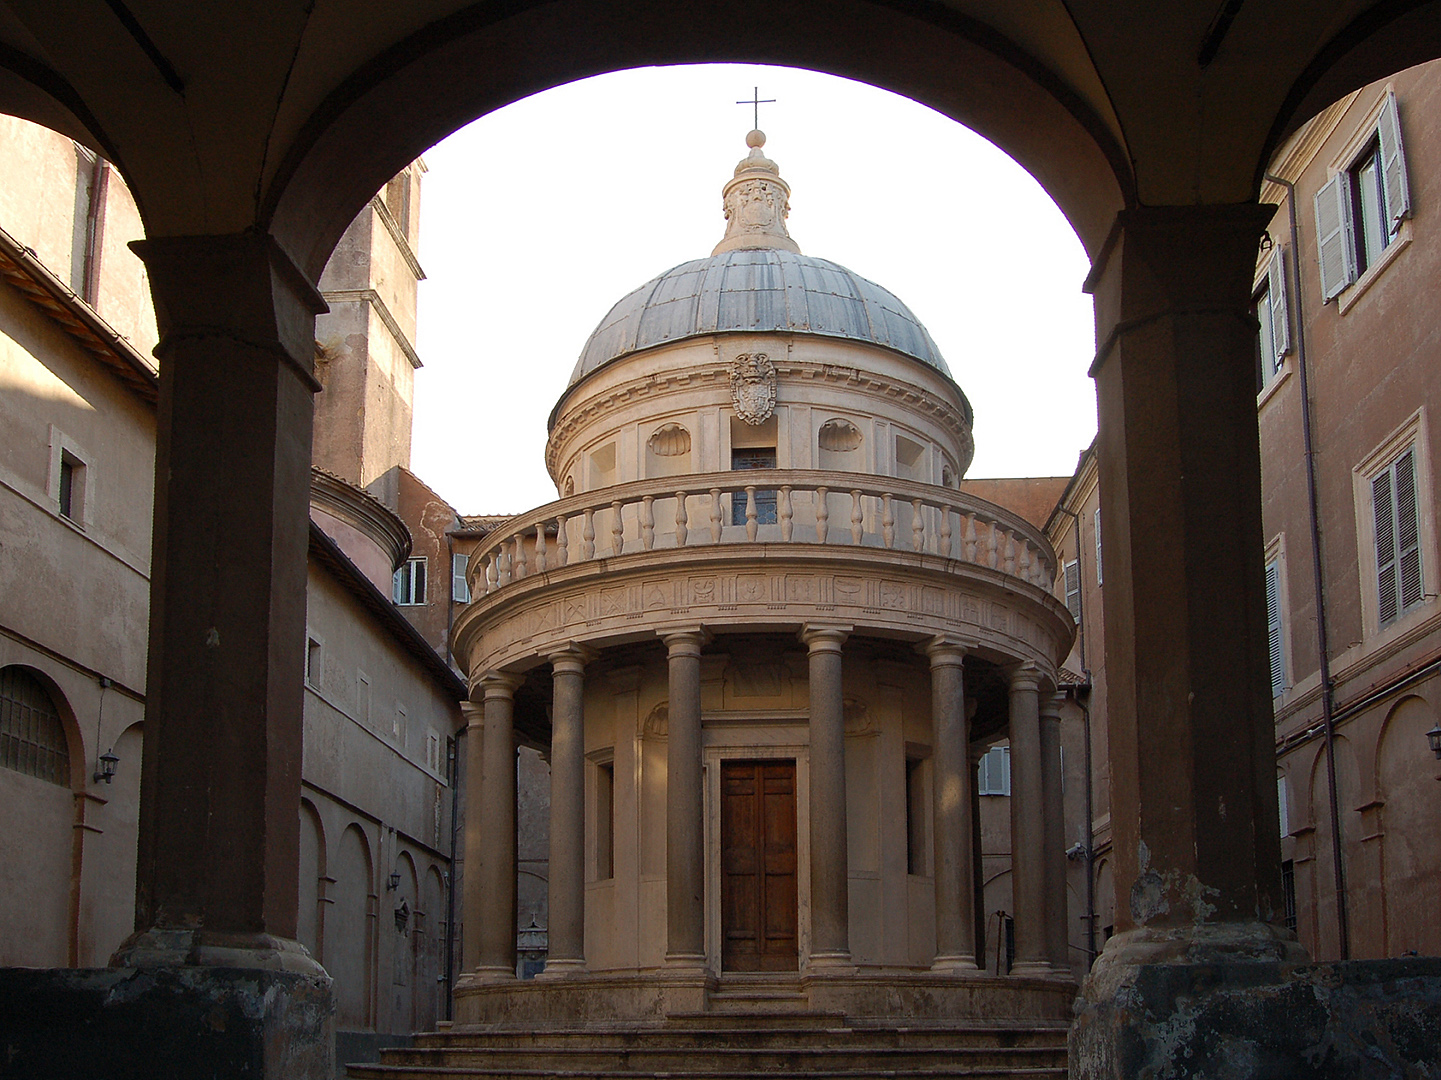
[[746, 129, 766, 149]]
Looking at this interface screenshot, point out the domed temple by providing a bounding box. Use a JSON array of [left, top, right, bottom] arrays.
[[450, 132, 1076, 1026]]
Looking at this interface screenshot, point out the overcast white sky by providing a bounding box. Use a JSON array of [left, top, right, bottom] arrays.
[[412, 64, 1097, 516]]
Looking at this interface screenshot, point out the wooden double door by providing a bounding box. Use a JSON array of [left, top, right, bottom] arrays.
[[720, 759, 799, 971]]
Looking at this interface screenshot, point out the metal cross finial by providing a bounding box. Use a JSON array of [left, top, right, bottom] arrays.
[[736, 86, 776, 130]]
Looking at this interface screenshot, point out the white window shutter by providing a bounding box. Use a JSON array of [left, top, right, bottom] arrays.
[[1277, 775, 1290, 839], [1265, 560, 1285, 697], [392, 566, 406, 604], [1256, 285, 1276, 385], [1269, 251, 1291, 365], [452, 553, 470, 603], [1064, 560, 1081, 619], [1394, 449, 1423, 612], [1373, 468, 1398, 625], [1376, 89, 1412, 230], [1315, 173, 1355, 301]]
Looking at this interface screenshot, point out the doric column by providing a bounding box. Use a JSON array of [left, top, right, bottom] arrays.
[[1040, 693, 1068, 971], [543, 645, 589, 976], [663, 629, 706, 967], [115, 233, 326, 974], [475, 673, 520, 980], [925, 637, 978, 972], [801, 624, 852, 968], [1008, 665, 1050, 975], [1088, 205, 1289, 941], [459, 700, 486, 974]]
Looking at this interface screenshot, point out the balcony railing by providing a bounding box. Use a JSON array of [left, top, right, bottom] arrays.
[[467, 470, 1057, 598]]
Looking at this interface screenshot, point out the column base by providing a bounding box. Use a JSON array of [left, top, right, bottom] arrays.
[[1067, 923, 1441, 1079], [537, 958, 587, 979], [1010, 960, 1055, 977], [112, 927, 327, 976], [930, 956, 982, 974], [0, 965, 334, 1079], [805, 951, 856, 975], [665, 951, 708, 971], [458, 965, 519, 987]]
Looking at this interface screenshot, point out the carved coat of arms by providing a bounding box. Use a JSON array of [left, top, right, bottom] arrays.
[[729, 352, 776, 425]]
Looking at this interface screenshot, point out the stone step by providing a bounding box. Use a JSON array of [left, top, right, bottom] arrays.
[[348, 1066, 1068, 1080], [366, 1043, 1067, 1072], [413, 1025, 1067, 1050]]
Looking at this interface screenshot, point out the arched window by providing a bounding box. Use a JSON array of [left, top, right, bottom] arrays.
[[0, 667, 71, 786]]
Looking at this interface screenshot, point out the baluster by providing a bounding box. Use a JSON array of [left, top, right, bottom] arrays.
[[1003, 531, 1017, 574], [881, 493, 895, 549], [987, 522, 999, 568], [1018, 541, 1031, 582], [641, 496, 656, 550], [815, 486, 829, 544], [513, 532, 528, 579], [582, 508, 596, 561], [534, 523, 547, 572], [555, 514, 568, 567], [485, 553, 498, 595], [911, 498, 925, 552], [850, 490, 864, 545], [675, 492, 688, 546], [963, 514, 977, 562], [780, 486, 794, 542], [939, 504, 953, 557], [610, 501, 624, 556], [498, 542, 513, 586], [709, 489, 723, 543], [744, 486, 759, 543]]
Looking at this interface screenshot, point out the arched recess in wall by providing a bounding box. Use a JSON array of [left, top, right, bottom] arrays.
[[331, 823, 375, 1030], [88, 720, 144, 964], [1375, 694, 1441, 957], [298, 799, 326, 962], [646, 423, 692, 478], [0, 665, 80, 967], [1307, 734, 1361, 962], [418, 864, 447, 1032], [391, 850, 420, 1032]]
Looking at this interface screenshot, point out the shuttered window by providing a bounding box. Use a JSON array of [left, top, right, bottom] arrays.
[[393, 557, 426, 606], [1265, 560, 1286, 697], [977, 745, 1010, 796], [1372, 447, 1423, 627], [452, 553, 469, 603], [1093, 507, 1102, 586], [1064, 560, 1081, 619], [1256, 251, 1292, 391], [1314, 90, 1411, 302], [0, 667, 70, 786]]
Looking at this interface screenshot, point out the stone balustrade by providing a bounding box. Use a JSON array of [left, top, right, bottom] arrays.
[[467, 470, 1057, 600]]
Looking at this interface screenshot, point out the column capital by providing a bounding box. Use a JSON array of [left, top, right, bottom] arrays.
[[479, 671, 522, 700], [921, 635, 972, 667], [661, 627, 707, 657], [1039, 691, 1066, 722], [1007, 663, 1045, 693], [800, 623, 852, 652], [460, 701, 485, 729], [547, 643, 594, 675]]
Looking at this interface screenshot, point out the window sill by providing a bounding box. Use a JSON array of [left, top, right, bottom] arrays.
[[1257, 359, 1294, 409], [1337, 222, 1412, 315]]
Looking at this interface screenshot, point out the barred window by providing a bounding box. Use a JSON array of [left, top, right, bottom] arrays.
[[0, 667, 71, 786]]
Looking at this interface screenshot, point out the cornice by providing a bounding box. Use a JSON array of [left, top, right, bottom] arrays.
[[545, 357, 974, 482], [309, 467, 412, 571], [1260, 91, 1359, 204], [370, 195, 427, 282], [321, 286, 422, 369]]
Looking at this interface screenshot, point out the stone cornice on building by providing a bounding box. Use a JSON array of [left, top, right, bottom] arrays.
[[545, 354, 974, 483], [1259, 91, 1359, 203], [320, 286, 423, 369], [370, 195, 427, 283], [0, 223, 159, 405], [310, 466, 412, 570]]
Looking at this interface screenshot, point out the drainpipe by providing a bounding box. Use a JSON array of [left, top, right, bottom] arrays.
[[1266, 173, 1348, 959], [1058, 505, 1097, 969], [443, 729, 463, 1020]]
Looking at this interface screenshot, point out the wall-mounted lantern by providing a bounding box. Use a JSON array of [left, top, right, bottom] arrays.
[[387, 870, 401, 891], [1426, 721, 1441, 760], [394, 899, 410, 933], [94, 749, 118, 785]]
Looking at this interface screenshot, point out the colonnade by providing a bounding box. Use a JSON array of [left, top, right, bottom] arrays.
[[465, 629, 1071, 980]]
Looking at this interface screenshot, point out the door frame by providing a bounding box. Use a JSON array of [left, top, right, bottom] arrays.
[[703, 734, 811, 975]]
